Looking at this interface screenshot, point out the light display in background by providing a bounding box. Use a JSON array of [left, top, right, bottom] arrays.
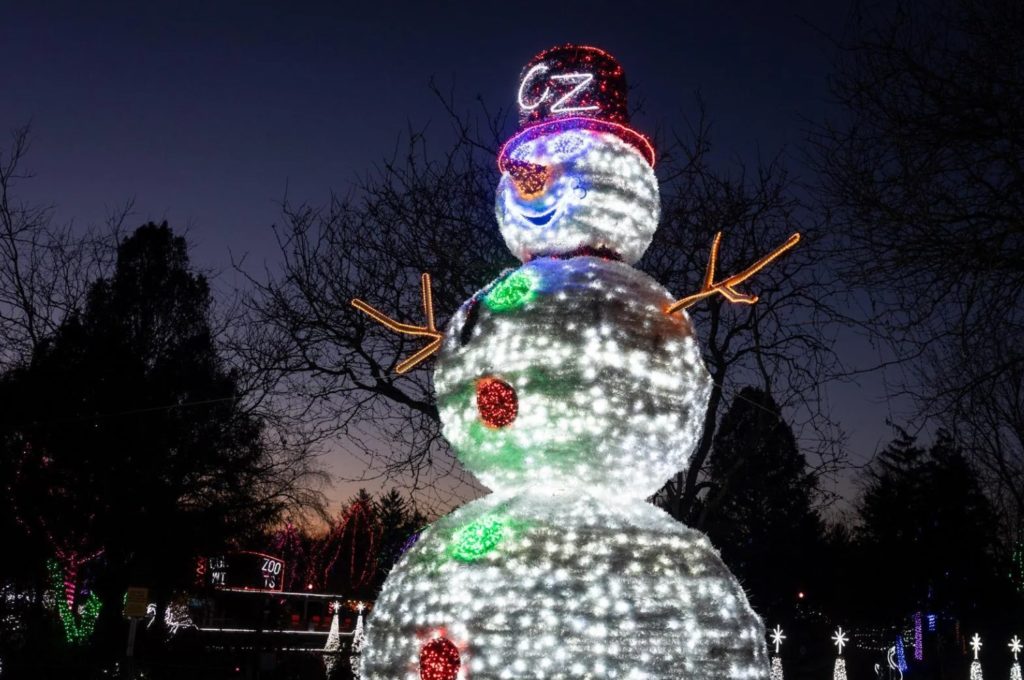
[[324, 601, 342, 677], [351, 602, 367, 679], [769, 625, 785, 680], [203, 551, 285, 591], [832, 627, 848, 655], [971, 633, 983, 659], [47, 558, 101, 644], [832, 627, 848, 680], [356, 42, 799, 680], [164, 601, 195, 635], [1010, 636, 1022, 680], [770, 625, 786, 655], [913, 611, 924, 661], [970, 634, 983, 680], [144, 598, 195, 636], [895, 634, 908, 672], [887, 646, 904, 680]]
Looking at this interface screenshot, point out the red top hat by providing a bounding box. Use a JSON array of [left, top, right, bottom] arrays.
[[497, 44, 656, 172]]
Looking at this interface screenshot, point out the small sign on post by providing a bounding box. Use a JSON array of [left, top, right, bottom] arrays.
[[124, 586, 149, 674], [124, 587, 149, 619]]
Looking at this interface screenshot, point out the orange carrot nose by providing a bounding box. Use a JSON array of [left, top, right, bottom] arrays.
[[506, 159, 551, 199]]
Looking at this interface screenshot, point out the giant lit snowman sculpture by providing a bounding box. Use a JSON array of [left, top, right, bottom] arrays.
[[355, 45, 799, 680]]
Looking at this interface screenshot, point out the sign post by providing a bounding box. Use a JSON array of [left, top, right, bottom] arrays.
[[124, 586, 149, 675]]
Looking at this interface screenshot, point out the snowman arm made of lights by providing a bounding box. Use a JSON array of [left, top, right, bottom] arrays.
[[666, 231, 802, 313], [351, 272, 443, 374]]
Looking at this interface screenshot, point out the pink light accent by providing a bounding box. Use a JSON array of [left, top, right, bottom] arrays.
[[497, 117, 656, 171]]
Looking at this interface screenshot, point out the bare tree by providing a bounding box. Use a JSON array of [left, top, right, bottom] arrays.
[[237, 123, 514, 512], [647, 112, 845, 525], [809, 0, 1024, 539], [243, 101, 845, 517], [0, 125, 128, 368]]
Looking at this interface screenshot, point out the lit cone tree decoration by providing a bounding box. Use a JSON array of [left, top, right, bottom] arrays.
[[352, 43, 799, 680], [351, 603, 367, 678], [323, 601, 342, 677], [971, 634, 984, 680], [770, 626, 786, 680], [1008, 636, 1020, 680], [832, 627, 849, 680]]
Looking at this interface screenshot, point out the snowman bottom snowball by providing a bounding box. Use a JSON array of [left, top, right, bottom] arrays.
[[362, 492, 768, 680]]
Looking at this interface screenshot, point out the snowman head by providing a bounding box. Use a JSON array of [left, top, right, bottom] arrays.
[[496, 130, 659, 264], [494, 45, 659, 265], [434, 258, 711, 500]]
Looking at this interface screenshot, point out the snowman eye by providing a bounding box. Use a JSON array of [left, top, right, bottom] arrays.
[[572, 178, 587, 199], [458, 300, 481, 347]]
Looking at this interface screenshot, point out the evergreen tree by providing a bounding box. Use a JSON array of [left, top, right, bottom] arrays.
[[373, 488, 426, 582], [0, 223, 308, 646], [701, 386, 825, 621], [857, 428, 1005, 623]]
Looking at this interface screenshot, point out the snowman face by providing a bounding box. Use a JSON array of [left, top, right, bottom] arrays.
[[434, 257, 710, 499], [495, 130, 659, 265]]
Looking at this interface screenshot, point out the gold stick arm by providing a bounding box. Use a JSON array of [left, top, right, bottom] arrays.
[[351, 272, 443, 374], [666, 232, 801, 314]]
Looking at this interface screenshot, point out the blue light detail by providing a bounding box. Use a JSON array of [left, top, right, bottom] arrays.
[[896, 635, 909, 672]]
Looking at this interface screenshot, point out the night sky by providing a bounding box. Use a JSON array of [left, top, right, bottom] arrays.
[[3, 1, 906, 511]]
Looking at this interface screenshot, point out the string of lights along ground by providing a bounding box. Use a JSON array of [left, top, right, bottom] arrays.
[[353, 44, 800, 680]]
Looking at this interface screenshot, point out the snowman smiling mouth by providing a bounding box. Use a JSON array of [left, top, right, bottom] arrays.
[[520, 207, 558, 226]]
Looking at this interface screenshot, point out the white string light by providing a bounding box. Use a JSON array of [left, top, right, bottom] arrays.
[[324, 601, 343, 677], [770, 626, 785, 655], [969, 633, 984, 680], [832, 627, 848, 655], [887, 646, 903, 680]]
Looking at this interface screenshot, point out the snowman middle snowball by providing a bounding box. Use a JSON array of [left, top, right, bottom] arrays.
[[435, 254, 710, 499]]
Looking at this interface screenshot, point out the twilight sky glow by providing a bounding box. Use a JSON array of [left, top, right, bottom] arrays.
[[2, 1, 911, 513]]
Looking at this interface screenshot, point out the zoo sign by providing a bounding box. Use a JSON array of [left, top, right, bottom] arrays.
[[203, 551, 286, 591]]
